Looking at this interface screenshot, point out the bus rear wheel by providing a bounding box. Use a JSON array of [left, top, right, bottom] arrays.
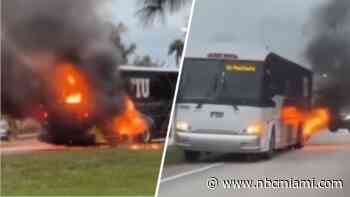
[[137, 115, 153, 144], [139, 130, 152, 144], [295, 124, 305, 149], [184, 150, 200, 162]]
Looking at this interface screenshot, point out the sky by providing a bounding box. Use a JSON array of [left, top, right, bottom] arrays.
[[100, 0, 192, 67], [185, 0, 329, 68]]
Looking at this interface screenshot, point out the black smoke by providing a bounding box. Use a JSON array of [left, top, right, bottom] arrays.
[[1, 0, 126, 144], [306, 0, 350, 110]]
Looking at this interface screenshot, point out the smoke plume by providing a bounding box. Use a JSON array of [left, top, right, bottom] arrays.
[[1, 0, 124, 117], [1, 0, 132, 144], [306, 0, 350, 110]]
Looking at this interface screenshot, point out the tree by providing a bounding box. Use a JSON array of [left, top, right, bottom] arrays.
[[168, 39, 184, 66], [138, 0, 187, 25], [110, 22, 136, 64], [133, 55, 160, 67]]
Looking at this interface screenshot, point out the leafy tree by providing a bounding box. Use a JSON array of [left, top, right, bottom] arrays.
[[138, 0, 187, 25], [133, 55, 160, 67], [110, 22, 136, 64], [168, 39, 184, 66]]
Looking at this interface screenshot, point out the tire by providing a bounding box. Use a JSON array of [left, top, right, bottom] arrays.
[[262, 128, 275, 159], [139, 130, 152, 144], [184, 150, 200, 162], [329, 125, 338, 132], [43, 126, 96, 146], [137, 115, 153, 143], [1, 135, 9, 141], [295, 124, 305, 149], [75, 134, 96, 146]]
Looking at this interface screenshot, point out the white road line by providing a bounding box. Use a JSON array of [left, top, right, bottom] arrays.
[[160, 163, 224, 184]]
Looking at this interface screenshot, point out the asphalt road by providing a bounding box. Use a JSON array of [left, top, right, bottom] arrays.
[[157, 130, 350, 197]]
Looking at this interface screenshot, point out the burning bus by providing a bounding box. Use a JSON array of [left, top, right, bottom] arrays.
[[1, 0, 179, 146], [39, 64, 178, 145], [174, 53, 316, 161], [3, 40, 178, 146], [3, 39, 178, 146], [119, 65, 178, 143]]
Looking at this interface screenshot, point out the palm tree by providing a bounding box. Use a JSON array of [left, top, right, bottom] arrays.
[[134, 55, 158, 67], [138, 0, 187, 25], [110, 22, 137, 64], [168, 39, 184, 66]]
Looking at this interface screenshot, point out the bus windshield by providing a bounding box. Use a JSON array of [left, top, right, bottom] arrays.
[[178, 58, 264, 105], [178, 59, 222, 101]]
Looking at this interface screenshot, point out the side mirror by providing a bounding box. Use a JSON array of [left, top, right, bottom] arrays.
[[271, 95, 286, 107], [263, 90, 276, 107]]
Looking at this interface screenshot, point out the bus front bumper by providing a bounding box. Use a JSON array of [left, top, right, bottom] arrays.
[[175, 131, 263, 153]]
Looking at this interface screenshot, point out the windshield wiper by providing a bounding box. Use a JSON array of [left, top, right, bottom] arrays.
[[211, 71, 226, 100]]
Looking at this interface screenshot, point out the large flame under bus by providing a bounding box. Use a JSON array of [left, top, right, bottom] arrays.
[[41, 64, 177, 145], [174, 53, 313, 161]]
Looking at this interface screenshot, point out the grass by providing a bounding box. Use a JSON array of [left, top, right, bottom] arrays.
[[1, 148, 162, 196], [163, 146, 184, 166]]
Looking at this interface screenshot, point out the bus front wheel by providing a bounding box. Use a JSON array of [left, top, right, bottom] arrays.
[[262, 129, 275, 159], [329, 124, 339, 132]]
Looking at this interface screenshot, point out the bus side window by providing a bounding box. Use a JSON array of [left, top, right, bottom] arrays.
[[285, 79, 302, 98], [303, 77, 309, 97]]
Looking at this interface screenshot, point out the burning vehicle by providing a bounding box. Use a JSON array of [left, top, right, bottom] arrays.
[[6, 57, 150, 145], [1, 0, 156, 145], [40, 61, 137, 145], [40, 64, 178, 145]]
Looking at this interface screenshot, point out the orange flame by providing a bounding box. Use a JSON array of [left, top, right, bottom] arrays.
[[63, 72, 82, 105], [65, 93, 82, 104], [128, 143, 162, 151], [281, 106, 304, 129], [67, 75, 76, 85], [303, 108, 330, 141], [281, 106, 330, 141], [113, 97, 148, 140], [52, 63, 92, 117]]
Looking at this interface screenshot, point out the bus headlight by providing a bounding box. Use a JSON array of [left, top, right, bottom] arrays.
[[246, 122, 265, 136], [176, 121, 190, 132]]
